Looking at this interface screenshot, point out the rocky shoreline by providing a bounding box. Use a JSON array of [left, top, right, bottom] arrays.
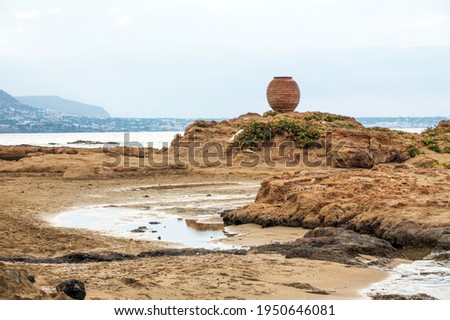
[[1, 112, 449, 300]]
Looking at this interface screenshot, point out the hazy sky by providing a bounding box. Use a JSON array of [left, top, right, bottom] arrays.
[[1, 0, 449, 118]]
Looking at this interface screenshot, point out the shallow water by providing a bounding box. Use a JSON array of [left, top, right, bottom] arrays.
[[364, 258, 450, 300], [52, 206, 234, 249], [49, 182, 259, 249]]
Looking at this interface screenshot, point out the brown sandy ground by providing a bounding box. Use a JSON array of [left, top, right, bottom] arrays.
[[1, 172, 386, 300]]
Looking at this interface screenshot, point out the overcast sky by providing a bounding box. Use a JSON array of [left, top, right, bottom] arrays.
[[1, 0, 449, 118]]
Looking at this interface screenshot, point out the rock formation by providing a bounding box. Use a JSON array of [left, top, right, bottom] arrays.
[[222, 165, 450, 249]]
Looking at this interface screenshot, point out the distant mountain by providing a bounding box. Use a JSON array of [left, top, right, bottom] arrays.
[[16, 95, 110, 118], [0, 89, 46, 116], [0, 89, 18, 104]]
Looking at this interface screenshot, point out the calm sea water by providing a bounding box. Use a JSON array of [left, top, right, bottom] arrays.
[[0, 131, 181, 148]]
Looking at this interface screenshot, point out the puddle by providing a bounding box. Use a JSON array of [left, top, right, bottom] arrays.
[[49, 182, 260, 249], [51, 206, 238, 249]]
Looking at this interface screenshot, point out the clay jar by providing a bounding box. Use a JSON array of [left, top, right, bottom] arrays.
[[266, 76, 300, 112]]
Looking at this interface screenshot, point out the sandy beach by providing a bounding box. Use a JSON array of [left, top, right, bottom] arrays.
[[1, 172, 387, 300]]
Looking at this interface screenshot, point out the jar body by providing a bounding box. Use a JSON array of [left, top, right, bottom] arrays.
[[266, 76, 300, 112]]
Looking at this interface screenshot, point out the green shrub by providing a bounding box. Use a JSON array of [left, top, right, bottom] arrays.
[[324, 115, 346, 122], [340, 123, 354, 129], [263, 110, 279, 117], [270, 118, 321, 147], [444, 146, 450, 154], [407, 145, 421, 157], [304, 114, 322, 121], [236, 121, 271, 149], [428, 162, 437, 169], [236, 118, 321, 149], [423, 137, 441, 152], [423, 128, 436, 136]]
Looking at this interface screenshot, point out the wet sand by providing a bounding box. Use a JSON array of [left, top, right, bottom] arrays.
[[0, 173, 388, 299]]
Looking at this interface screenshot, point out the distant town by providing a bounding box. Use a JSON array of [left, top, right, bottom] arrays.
[[0, 89, 211, 133], [0, 89, 448, 133], [0, 113, 198, 133]]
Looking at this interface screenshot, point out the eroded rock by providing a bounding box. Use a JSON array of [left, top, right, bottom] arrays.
[[224, 166, 450, 248], [252, 227, 399, 265]]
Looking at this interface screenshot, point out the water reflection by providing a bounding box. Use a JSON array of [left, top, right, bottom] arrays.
[[185, 219, 224, 231]]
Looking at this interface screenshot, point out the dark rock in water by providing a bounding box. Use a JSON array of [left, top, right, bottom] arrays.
[[26, 274, 36, 283], [67, 140, 105, 145], [157, 236, 161, 240], [56, 279, 86, 300], [149, 221, 161, 225], [206, 194, 212, 197], [143, 195, 149, 198], [252, 227, 399, 265], [130, 226, 148, 233], [371, 293, 437, 300]]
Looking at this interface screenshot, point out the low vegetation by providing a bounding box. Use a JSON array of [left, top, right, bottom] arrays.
[[423, 137, 441, 153], [428, 162, 449, 169], [304, 113, 347, 122], [262, 110, 279, 117], [421, 122, 450, 153], [236, 117, 322, 149], [407, 145, 422, 157]]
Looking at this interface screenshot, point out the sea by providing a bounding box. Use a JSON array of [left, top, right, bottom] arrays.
[[0, 116, 447, 148], [0, 131, 182, 148]]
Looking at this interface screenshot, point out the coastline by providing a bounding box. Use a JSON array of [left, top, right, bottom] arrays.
[[1, 115, 448, 300], [0, 174, 389, 299]]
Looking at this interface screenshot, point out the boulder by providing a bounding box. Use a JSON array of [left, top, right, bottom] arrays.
[[56, 279, 86, 300]]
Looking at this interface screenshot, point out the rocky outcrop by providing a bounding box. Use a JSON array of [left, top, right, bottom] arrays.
[[223, 165, 450, 248], [172, 112, 415, 168], [252, 227, 399, 265], [327, 128, 410, 168]]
